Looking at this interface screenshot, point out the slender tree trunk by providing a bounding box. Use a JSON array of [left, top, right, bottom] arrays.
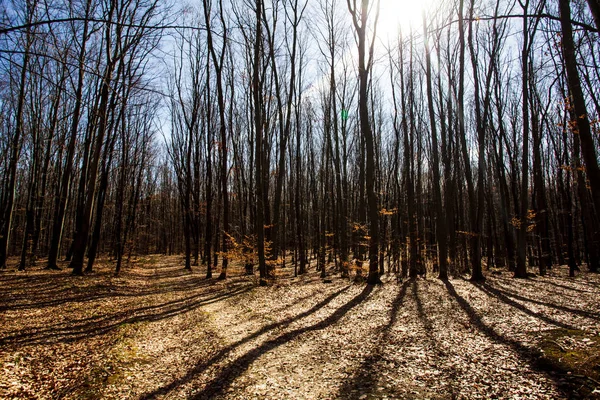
[[347, 0, 381, 284], [515, 0, 530, 279], [466, 0, 486, 281], [204, 0, 229, 280], [456, 0, 479, 278], [69, 3, 117, 275], [0, 5, 35, 269], [46, 2, 91, 270], [254, 0, 267, 285], [423, 13, 448, 280]]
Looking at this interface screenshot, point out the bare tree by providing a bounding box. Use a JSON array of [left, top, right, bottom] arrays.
[[0, 0, 37, 269], [346, 0, 381, 285]]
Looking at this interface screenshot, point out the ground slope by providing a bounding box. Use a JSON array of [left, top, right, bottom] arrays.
[[1, 256, 599, 399]]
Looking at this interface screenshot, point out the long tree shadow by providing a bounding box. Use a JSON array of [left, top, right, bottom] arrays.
[[472, 282, 580, 329], [268, 289, 330, 315], [486, 281, 600, 321], [541, 279, 597, 294], [0, 270, 94, 306], [552, 274, 600, 289], [0, 273, 70, 289], [0, 276, 220, 312], [443, 280, 567, 397], [335, 281, 408, 399], [0, 281, 246, 328], [140, 284, 365, 399], [496, 275, 596, 295], [0, 282, 254, 347], [2, 277, 242, 320], [191, 285, 374, 400], [412, 280, 460, 393]]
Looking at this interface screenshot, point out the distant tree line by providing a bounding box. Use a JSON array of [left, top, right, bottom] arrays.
[[1, 0, 599, 284]]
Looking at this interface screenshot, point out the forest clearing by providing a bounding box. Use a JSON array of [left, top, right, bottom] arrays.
[[1, 255, 599, 399]]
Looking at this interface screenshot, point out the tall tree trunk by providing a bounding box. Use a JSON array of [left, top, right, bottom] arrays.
[[0, 3, 35, 269], [46, 0, 92, 270], [515, 0, 531, 279], [204, 0, 229, 280], [423, 13, 448, 280], [559, 0, 600, 221], [347, 0, 381, 284], [254, 0, 267, 285], [466, 0, 485, 281], [456, 0, 479, 278], [69, 2, 118, 275]]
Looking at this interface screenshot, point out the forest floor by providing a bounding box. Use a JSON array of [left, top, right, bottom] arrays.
[[1, 255, 600, 400]]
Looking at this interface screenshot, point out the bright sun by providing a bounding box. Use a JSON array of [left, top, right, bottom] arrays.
[[377, 0, 437, 38]]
